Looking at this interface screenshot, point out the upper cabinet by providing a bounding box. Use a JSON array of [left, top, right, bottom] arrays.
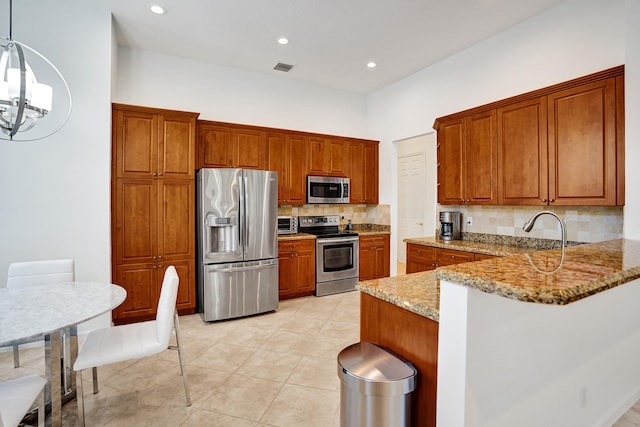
[[198, 121, 267, 170], [307, 137, 348, 177], [268, 133, 306, 205], [196, 120, 379, 205], [436, 110, 497, 205], [113, 105, 197, 180], [435, 65, 625, 206], [349, 141, 379, 204]]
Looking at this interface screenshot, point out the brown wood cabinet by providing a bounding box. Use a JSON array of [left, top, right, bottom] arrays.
[[307, 137, 348, 177], [406, 243, 437, 274], [278, 239, 316, 300], [268, 133, 306, 205], [112, 104, 198, 324], [436, 65, 625, 206], [359, 235, 390, 280], [361, 292, 438, 427], [349, 141, 379, 204], [497, 97, 548, 205], [198, 121, 267, 170], [196, 120, 379, 205], [437, 110, 497, 205], [474, 252, 496, 261], [406, 243, 486, 273], [436, 248, 474, 266]]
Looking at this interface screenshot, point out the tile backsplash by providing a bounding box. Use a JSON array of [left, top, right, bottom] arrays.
[[278, 204, 390, 226], [438, 205, 623, 243]]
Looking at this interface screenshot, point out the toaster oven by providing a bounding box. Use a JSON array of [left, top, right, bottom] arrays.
[[277, 216, 298, 235]]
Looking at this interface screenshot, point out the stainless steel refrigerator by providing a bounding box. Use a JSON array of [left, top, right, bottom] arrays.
[[197, 168, 278, 321]]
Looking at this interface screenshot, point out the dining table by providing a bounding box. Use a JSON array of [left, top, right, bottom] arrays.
[[0, 282, 126, 427]]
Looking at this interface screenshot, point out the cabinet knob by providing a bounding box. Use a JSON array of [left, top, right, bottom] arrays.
[[158, 172, 163, 176], [158, 256, 163, 260], [152, 256, 157, 260], [451, 255, 455, 259], [542, 198, 547, 202], [549, 198, 555, 202], [152, 172, 157, 176]]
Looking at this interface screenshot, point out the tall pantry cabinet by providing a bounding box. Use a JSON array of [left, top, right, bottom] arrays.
[[111, 104, 199, 324]]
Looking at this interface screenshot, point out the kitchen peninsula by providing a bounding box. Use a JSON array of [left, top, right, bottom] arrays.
[[358, 239, 640, 427]]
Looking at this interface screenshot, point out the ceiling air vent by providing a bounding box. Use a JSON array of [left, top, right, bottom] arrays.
[[274, 62, 294, 72]]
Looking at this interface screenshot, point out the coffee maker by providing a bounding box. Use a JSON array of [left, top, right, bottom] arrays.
[[439, 211, 461, 241]]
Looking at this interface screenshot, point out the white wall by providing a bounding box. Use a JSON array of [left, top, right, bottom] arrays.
[[115, 47, 367, 138], [438, 278, 640, 426], [367, 0, 629, 267], [624, 0, 640, 239], [0, 1, 113, 287]]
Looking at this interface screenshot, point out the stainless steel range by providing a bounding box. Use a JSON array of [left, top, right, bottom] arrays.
[[298, 215, 359, 297]]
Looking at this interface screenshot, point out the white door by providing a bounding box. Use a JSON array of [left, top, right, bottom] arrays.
[[396, 133, 436, 263]]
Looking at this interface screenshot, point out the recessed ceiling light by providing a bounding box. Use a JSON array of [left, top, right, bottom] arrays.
[[149, 4, 167, 15], [278, 37, 289, 45], [367, 62, 377, 68]]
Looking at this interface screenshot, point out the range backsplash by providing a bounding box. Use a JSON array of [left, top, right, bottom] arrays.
[[438, 205, 623, 243], [278, 204, 390, 227]]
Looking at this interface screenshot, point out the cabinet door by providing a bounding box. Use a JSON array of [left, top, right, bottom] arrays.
[[437, 118, 464, 204], [295, 245, 316, 292], [497, 97, 548, 205], [349, 143, 365, 204], [359, 235, 389, 280], [465, 111, 497, 204], [113, 110, 159, 179], [474, 253, 496, 261], [328, 139, 348, 176], [113, 263, 160, 322], [287, 135, 307, 204], [363, 144, 379, 204], [158, 180, 195, 261], [307, 137, 330, 175], [198, 124, 234, 168], [548, 78, 617, 205], [277, 250, 294, 295], [268, 133, 288, 204], [235, 129, 267, 170], [160, 114, 196, 179], [113, 179, 158, 265], [406, 243, 436, 274], [171, 259, 196, 312], [436, 248, 474, 266]]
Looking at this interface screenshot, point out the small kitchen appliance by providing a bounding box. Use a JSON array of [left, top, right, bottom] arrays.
[[439, 211, 461, 241], [277, 216, 298, 235]]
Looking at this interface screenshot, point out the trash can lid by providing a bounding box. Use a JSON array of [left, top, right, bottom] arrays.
[[338, 341, 416, 382]]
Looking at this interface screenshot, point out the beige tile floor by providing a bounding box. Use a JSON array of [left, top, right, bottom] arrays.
[[2, 280, 640, 426], [1, 291, 360, 426]]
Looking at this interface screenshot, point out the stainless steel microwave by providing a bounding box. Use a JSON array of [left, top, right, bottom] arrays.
[[307, 176, 350, 204], [277, 216, 298, 234]]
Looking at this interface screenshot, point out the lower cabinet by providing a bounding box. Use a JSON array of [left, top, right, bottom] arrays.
[[406, 244, 437, 274], [359, 235, 390, 280], [406, 243, 496, 274], [278, 239, 315, 300]]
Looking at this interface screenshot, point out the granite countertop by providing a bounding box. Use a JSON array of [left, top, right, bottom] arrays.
[[358, 271, 440, 322], [355, 230, 391, 236], [434, 239, 640, 305], [404, 236, 533, 256], [278, 233, 316, 241]]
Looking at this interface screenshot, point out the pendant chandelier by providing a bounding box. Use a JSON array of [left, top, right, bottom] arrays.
[[0, 0, 72, 142]]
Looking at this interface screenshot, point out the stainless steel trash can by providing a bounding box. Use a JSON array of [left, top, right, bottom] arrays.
[[337, 341, 417, 427]]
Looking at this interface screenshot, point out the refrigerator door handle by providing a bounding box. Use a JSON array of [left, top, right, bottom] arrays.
[[239, 172, 246, 255]]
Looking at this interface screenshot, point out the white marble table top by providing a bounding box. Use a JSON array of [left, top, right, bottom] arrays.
[[0, 282, 127, 346]]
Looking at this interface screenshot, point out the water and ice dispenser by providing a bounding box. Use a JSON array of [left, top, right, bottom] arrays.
[[205, 214, 238, 254]]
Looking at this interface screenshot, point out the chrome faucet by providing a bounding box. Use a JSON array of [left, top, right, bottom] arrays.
[[522, 210, 567, 249], [522, 210, 566, 274]]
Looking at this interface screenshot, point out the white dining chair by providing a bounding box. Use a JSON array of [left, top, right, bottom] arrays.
[[6, 259, 75, 369], [73, 265, 191, 426], [0, 374, 46, 427]]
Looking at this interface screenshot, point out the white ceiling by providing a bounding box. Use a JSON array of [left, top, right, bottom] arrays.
[[98, 0, 569, 95]]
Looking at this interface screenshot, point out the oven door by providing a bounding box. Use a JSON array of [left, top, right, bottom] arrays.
[[316, 236, 359, 283]]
